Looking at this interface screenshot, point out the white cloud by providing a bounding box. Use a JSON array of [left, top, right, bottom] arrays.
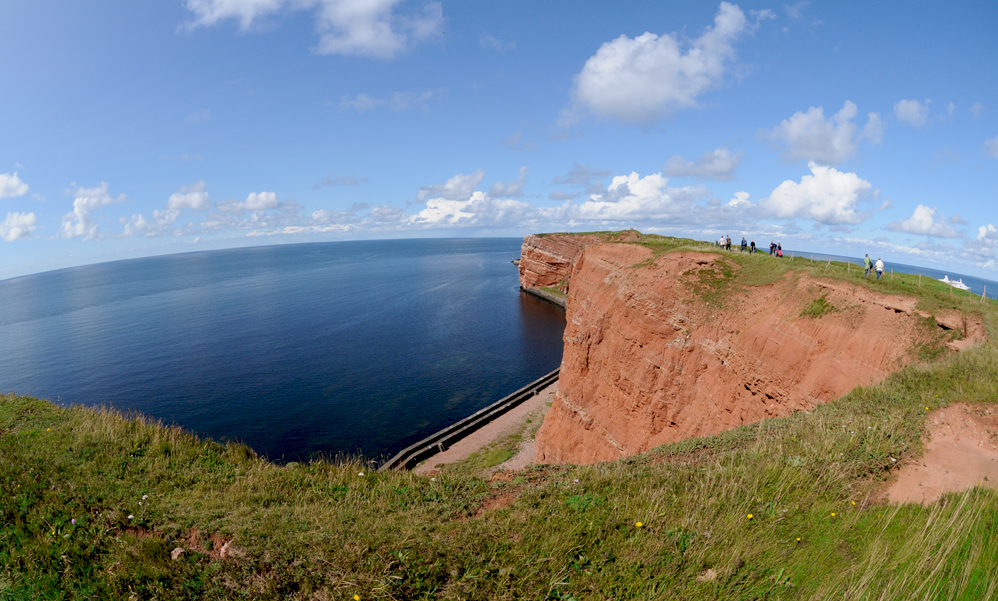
[[1, 212, 37, 242], [488, 166, 528, 197], [985, 136, 998, 158], [961, 223, 998, 265], [862, 112, 884, 145], [970, 103, 984, 118], [241, 191, 280, 211], [567, 2, 762, 123], [663, 148, 742, 180], [893, 98, 930, 128], [417, 170, 485, 202], [728, 191, 750, 207], [183, 0, 443, 59], [574, 172, 707, 221], [887, 205, 960, 238], [412, 192, 538, 227], [167, 181, 211, 211], [337, 89, 440, 112], [552, 163, 612, 187], [757, 162, 874, 225], [59, 182, 128, 240], [0, 172, 30, 199], [762, 101, 868, 165]]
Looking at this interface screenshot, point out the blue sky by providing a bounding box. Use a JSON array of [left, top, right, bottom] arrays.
[[1, 0, 996, 280]]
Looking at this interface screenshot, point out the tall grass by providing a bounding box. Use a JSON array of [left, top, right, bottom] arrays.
[[3, 234, 997, 599]]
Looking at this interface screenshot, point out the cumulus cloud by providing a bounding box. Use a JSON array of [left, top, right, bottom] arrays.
[[488, 166, 528, 197], [663, 148, 742, 180], [241, 191, 280, 211], [0, 172, 30, 199], [566, 2, 767, 123], [961, 224, 998, 265], [59, 182, 128, 240], [762, 101, 877, 165], [1, 212, 37, 242], [950, 213, 969, 225], [574, 172, 708, 221], [887, 205, 960, 238], [894, 99, 930, 128], [412, 192, 538, 228], [985, 135, 998, 158], [417, 170, 485, 202], [757, 162, 874, 225], [183, 0, 444, 59], [337, 89, 440, 112], [120, 181, 211, 237], [862, 112, 884, 145]]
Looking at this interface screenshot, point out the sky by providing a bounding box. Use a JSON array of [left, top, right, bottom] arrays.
[[1, 0, 997, 281]]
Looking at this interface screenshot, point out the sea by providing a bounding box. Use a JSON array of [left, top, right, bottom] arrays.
[[0, 238, 567, 463]]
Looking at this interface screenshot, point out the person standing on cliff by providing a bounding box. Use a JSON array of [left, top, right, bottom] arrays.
[[875, 257, 885, 280], [726, 236, 732, 251], [864, 254, 872, 276], [740, 236, 747, 252], [750, 240, 756, 253], [718, 234, 725, 248]]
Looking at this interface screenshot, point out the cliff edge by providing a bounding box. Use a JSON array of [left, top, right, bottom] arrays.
[[524, 236, 985, 464]]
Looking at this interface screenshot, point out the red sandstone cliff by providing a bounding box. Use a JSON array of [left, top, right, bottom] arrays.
[[518, 231, 638, 291], [535, 242, 983, 464]]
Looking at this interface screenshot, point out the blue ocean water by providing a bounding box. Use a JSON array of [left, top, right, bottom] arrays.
[[0, 238, 566, 462]]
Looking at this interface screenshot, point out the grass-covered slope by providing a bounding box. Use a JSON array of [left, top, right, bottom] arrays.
[[4, 235, 998, 600]]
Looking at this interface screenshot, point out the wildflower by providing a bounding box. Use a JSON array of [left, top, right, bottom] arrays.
[[51, 531, 55, 535], [635, 522, 643, 528], [71, 519, 76, 525], [851, 501, 856, 506], [831, 512, 836, 517], [747, 514, 753, 520], [358, 472, 364, 477], [926, 407, 930, 410], [354, 595, 361, 601], [430, 477, 436, 482], [796, 537, 801, 542], [142, 495, 148, 500], [574, 479, 579, 483], [127, 514, 134, 520]]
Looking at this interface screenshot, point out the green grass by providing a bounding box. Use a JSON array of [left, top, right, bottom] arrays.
[[4, 231, 998, 599], [800, 294, 839, 318]]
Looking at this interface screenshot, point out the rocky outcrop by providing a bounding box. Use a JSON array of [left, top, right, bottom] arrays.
[[518, 231, 639, 291], [535, 242, 976, 464]]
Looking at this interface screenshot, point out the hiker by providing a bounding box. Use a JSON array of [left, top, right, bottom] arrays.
[[718, 234, 725, 247], [740, 236, 747, 252], [863, 253, 871, 276], [875, 257, 885, 280], [726, 236, 732, 251], [769, 241, 775, 255], [750, 240, 756, 254]]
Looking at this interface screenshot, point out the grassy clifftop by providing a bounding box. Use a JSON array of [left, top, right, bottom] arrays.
[[4, 235, 998, 600]]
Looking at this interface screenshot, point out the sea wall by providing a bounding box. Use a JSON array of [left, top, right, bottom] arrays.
[[534, 241, 981, 464]]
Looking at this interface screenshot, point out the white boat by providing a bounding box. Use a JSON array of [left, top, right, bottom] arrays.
[[940, 275, 971, 291]]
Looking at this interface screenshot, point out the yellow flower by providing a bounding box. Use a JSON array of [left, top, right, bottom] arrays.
[[354, 595, 360, 601], [831, 512, 836, 517], [925, 406, 930, 410], [747, 514, 753, 520], [635, 522, 643, 528], [851, 501, 856, 506], [796, 537, 801, 542]]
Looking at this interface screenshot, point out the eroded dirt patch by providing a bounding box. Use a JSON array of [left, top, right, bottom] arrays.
[[887, 403, 998, 504]]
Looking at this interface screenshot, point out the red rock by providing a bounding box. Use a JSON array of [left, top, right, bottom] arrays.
[[533, 241, 982, 464]]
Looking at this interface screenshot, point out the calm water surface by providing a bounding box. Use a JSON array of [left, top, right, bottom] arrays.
[[0, 239, 566, 462]]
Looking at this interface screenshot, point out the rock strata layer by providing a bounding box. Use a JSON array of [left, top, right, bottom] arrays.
[[533, 241, 980, 464]]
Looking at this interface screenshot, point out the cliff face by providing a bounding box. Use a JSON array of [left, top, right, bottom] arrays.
[[518, 231, 640, 291], [535, 242, 978, 464]]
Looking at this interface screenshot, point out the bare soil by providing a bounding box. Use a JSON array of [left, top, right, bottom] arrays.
[[887, 403, 998, 504]]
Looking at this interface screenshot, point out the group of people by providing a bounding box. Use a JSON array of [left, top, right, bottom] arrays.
[[715, 235, 779, 256], [713, 236, 888, 279], [864, 254, 886, 280]]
